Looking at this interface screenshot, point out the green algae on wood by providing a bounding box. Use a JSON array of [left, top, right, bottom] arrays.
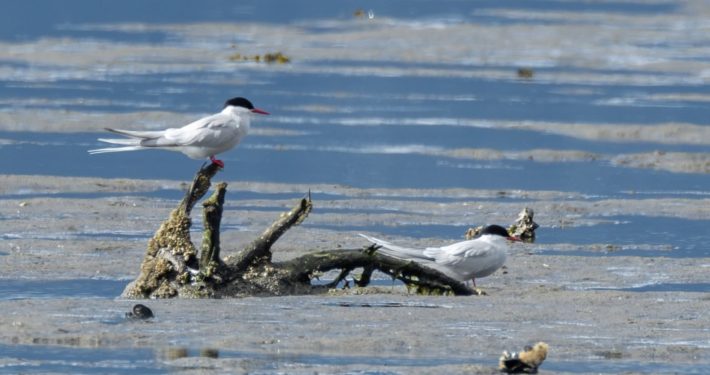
[[199, 182, 227, 277], [122, 164, 535, 299]]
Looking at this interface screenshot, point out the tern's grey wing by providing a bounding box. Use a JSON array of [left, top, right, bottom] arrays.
[[358, 234, 433, 261], [421, 240, 494, 268], [434, 240, 494, 258], [145, 113, 236, 147]]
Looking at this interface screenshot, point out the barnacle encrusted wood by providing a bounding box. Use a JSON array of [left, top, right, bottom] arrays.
[[465, 208, 538, 242], [122, 164, 536, 298]]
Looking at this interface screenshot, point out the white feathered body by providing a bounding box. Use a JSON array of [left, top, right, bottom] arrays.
[[359, 234, 508, 282], [88, 105, 251, 159]]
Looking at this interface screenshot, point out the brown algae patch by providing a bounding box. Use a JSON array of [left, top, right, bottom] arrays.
[[228, 51, 291, 64], [612, 151, 710, 174]]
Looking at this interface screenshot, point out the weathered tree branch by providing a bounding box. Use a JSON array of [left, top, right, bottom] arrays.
[[122, 163, 221, 298], [465, 207, 538, 242], [225, 192, 312, 272], [199, 182, 227, 277], [279, 248, 474, 296], [509, 207, 539, 241], [123, 164, 537, 299], [180, 163, 221, 216]]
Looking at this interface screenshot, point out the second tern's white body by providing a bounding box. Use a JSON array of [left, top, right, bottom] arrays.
[[359, 232, 512, 283]]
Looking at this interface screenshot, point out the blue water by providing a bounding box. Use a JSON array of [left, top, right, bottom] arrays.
[[0, 344, 162, 375], [315, 215, 710, 258], [2, 343, 709, 375], [0, 0, 676, 42], [0, 279, 126, 300], [2, 130, 708, 195], [538, 216, 710, 257]]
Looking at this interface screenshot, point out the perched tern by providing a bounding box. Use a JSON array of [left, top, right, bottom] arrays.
[[359, 225, 520, 287], [88, 97, 269, 167]]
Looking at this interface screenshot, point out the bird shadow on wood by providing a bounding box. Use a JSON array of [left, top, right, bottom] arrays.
[[121, 163, 537, 299]]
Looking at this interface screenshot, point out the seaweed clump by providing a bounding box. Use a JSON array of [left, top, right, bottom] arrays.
[[229, 51, 291, 64]]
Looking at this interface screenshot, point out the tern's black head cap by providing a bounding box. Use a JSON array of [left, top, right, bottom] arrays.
[[480, 224, 510, 238], [224, 97, 254, 109]]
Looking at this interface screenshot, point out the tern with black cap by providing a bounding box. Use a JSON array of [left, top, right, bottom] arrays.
[[89, 97, 268, 168], [360, 224, 520, 288]]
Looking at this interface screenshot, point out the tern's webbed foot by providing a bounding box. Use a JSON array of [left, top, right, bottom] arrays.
[[209, 156, 225, 168]]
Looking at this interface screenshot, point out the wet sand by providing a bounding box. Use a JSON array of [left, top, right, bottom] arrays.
[[1, 174, 708, 373]]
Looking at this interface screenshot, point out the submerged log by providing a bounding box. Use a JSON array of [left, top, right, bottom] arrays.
[[122, 164, 537, 299]]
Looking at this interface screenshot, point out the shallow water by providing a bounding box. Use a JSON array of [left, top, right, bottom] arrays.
[[4, 342, 710, 375], [3, 131, 709, 195], [0, 279, 126, 301], [1, 0, 709, 373], [0, 344, 161, 375]]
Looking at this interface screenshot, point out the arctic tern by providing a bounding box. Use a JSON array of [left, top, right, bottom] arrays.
[[359, 225, 520, 287], [88, 97, 268, 167]]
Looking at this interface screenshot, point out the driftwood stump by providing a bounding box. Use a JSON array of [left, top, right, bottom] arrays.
[[465, 207, 539, 242], [122, 165, 537, 298]]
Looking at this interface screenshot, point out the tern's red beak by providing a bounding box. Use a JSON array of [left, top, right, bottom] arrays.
[[507, 236, 521, 242], [251, 108, 269, 115]]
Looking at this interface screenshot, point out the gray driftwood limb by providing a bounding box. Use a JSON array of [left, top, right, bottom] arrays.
[[279, 248, 473, 296], [464, 207, 539, 242], [199, 182, 227, 277], [225, 192, 313, 273], [509, 207, 539, 241], [122, 164, 533, 299], [181, 163, 222, 215]]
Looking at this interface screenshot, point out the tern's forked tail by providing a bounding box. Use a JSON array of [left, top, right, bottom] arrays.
[[88, 136, 146, 154], [88, 145, 146, 154]]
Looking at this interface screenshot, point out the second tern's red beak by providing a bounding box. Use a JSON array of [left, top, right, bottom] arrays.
[[251, 108, 269, 115]]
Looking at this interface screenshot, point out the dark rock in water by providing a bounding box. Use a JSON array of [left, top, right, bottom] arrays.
[[200, 348, 220, 358], [125, 304, 154, 320]]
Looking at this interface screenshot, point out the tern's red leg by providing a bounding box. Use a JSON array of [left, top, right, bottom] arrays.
[[209, 156, 225, 168]]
